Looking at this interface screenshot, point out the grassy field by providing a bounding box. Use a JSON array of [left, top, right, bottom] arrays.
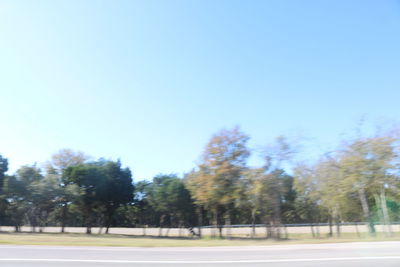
[[0, 232, 399, 247]]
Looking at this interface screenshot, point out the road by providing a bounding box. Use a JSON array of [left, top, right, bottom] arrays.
[[0, 241, 399, 266]]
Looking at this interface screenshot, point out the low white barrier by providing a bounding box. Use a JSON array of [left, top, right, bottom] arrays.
[[0, 224, 399, 237]]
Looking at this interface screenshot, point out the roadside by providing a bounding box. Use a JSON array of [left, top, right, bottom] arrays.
[[0, 232, 399, 247]]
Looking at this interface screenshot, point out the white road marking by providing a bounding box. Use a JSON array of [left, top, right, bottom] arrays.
[[0, 256, 400, 264]]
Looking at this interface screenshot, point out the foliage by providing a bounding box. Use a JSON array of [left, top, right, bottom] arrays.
[[0, 127, 399, 238]]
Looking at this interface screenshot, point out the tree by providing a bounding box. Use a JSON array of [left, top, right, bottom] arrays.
[[29, 172, 62, 231], [0, 154, 9, 225], [63, 159, 134, 234], [241, 168, 264, 237], [48, 148, 90, 173], [338, 136, 399, 236], [15, 165, 44, 231], [261, 136, 295, 239], [96, 160, 134, 234], [133, 180, 153, 230], [294, 157, 346, 237], [280, 173, 298, 225], [293, 164, 322, 237], [3, 174, 28, 232], [47, 149, 90, 232], [187, 127, 250, 238], [146, 174, 194, 236], [0, 155, 8, 193], [63, 163, 103, 234]]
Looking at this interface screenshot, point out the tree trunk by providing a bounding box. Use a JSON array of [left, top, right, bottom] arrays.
[[159, 214, 165, 237], [105, 213, 112, 234], [60, 203, 67, 233], [380, 188, 392, 236], [328, 216, 333, 237], [265, 216, 273, 239], [212, 210, 218, 238], [104, 206, 114, 234], [197, 207, 202, 238], [85, 208, 93, 235], [272, 190, 282, 239], [283, 224, 288, 239], [105, 225, 110, 234], [358, 188, 375, 235], [310, 223, 315, 238], [374, 193, 384, 231], [215, 210, 223, 238], [335, 220, 340, 237], [334, 205, 341, 237], [166, 214, 172, 237], [316, 222, 321, 238], [218, 227, 223, 238], [267, 220, 274, 239], [251, 209, 256, 238], [84, 210, 92, 234], [178, 220, 183, 237], [225, 212, 231, 239], [197, 207, 203, 238], [355, 222, 360, 237]]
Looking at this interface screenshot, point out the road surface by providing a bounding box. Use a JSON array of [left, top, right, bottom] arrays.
[[0, 241, 399, 266]]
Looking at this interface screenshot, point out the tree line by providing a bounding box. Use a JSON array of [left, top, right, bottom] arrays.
[[0, 126, 399, 238]]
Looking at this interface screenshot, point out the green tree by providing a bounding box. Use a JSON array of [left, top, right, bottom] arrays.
[[47, 149, 90, 232], [293, 164, 322, 237], [0, 154, 9, 225], [261, 136, 296, 238], [63, 163, 103, 234], [63, 160, 134, 234], [30, 172, 62, 231], [3, 175, 27, 231], [133, 180, 153, 229], [96, 160, 134, 234], [15, 165, 43, 231], [0, 155, 8, 193], [146, 174, 194, 236]]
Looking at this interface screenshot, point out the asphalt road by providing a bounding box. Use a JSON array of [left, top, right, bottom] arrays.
[[0, 241, 399, 266]]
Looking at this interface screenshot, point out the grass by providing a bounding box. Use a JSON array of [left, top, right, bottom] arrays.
[[0, 232, 399, 247]]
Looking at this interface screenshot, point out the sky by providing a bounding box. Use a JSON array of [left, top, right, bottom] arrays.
[[1, 0, 400, 180]]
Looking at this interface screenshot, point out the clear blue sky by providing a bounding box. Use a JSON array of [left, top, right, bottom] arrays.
[[1, 0, 400, 180]]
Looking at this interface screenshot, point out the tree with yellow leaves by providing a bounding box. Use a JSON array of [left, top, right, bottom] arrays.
[[187, 126, 250, 238]]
